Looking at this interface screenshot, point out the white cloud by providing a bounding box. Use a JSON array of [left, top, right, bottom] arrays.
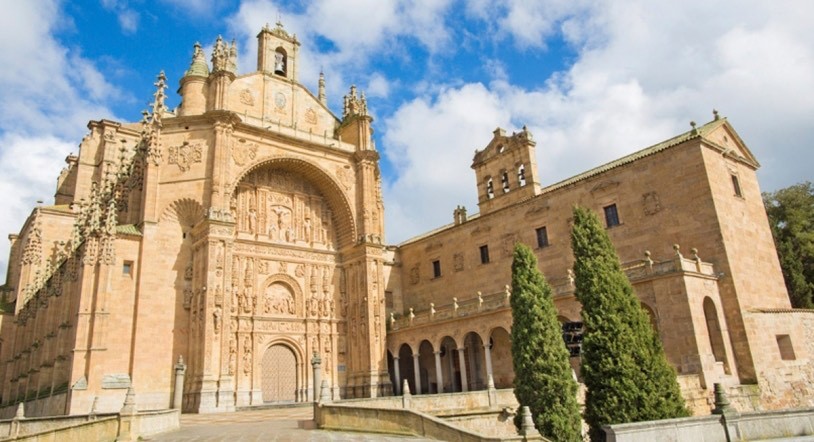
[[100, 0, 140, 34], [381, 0, 814, 244], [0, 1, 120, 281]]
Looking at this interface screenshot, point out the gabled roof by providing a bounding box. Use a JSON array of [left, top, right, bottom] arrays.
[[398, 116, 757, 247], [541, 117, 757, 194]]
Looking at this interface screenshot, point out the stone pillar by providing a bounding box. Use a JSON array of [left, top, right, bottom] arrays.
[[457, 347, 469, 392], [393, 356, 401, 395], [434, 351, 444, 393], [311, 352, 322, 402], [412, 353, 421, 395], [173, 356, 187, 409], [483, 343, 494, 383]]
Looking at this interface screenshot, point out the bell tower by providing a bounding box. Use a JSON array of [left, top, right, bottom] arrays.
[[471, 126, 541, 215], [257, 21, 300, 81]]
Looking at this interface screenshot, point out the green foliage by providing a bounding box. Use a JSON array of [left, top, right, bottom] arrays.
[[570, 206, 688, 441], [510, 243, 582, 442], [763, 182, 814, 308]]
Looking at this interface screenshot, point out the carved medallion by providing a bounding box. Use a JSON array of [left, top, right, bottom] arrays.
[[274, 92, 286, 109], [304, 108, 317, 124], [239, 88, 255, 106], [168, 141, 203, 172]]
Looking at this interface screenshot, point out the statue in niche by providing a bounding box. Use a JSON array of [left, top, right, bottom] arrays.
[[215, 242, 224, 268], [228, 338, 236, 375], [243, 338, 252, 375], [244, 259, 253, 287], [248, 209, 257, 234], [239, 290, 250, 314], [304, 218, 312, 243], [213, 307, 222, 334]]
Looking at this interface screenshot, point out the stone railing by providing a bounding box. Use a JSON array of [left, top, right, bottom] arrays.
[[392, 245, 716, 332], [0, 405, 179, 441], [391, 289, 511, 331], [604, 406, 814, 442]]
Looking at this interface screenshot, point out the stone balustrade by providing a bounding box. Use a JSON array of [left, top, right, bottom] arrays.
[[392, 246, 717, 331]]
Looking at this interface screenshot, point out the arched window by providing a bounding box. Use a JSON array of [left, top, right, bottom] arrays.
[[486, 178, 494, 199], [501, 171, 510, 193], [274, 47, 287, 76]]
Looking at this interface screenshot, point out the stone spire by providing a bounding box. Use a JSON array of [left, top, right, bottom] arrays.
[[184, 42, 209, 77], [228, 39, 238, 73], [318, 71, 326, 105]]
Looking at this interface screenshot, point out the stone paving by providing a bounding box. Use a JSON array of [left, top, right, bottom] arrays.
[[145, 405, 433, 441]]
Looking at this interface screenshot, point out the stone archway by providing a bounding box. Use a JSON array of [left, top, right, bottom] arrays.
[[261, 344, 298, 402]]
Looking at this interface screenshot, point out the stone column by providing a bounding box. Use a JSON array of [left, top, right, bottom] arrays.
[[483, 343, 494, 385], [311, 352, 322, 402], [412, 353, 421, 395], [173, 356, 187, 409], [393, 356, 401, 395], [457, 347, 469, 392], [434, 351, 444, 393]]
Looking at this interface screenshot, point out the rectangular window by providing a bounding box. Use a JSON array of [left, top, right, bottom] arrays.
[[432, 260, 441, 278], [777, 334, 796, 360], [479, 245, 490, 264], [604, 204, 620, 227], [123, 261, 133, 276], [535, 226, 549, 248], [731, 174, 743, 197]]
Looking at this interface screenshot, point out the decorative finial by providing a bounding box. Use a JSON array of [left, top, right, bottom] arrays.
[[713, 109, 720, 120]]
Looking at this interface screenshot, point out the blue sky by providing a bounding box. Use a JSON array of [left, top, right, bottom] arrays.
[[0, 0, 813, 280]]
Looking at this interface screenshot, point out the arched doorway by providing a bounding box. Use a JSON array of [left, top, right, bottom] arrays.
[[261, 344, 298, 403]]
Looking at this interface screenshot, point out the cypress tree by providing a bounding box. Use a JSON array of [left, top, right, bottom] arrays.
[[570, 206, 688, 441], [511, 243, 582, 442]]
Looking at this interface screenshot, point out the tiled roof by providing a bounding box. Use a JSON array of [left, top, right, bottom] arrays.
[[116, 224, 142, 236]]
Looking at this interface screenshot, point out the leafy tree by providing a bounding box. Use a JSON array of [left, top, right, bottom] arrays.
[[763, 182, 814, 308], [570, 206, 688, 441], [510, 243, 582, 441]]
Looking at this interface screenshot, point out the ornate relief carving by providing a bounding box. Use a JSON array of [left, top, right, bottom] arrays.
[[336, 166, 353, 190], [501, 233, 518, 258], [264, 282, 295, 316], [642, 191, 662, 215], [234, 169, 336, 251], [304, 108, 317, 124], [168, 141, 203, 172], [232, 140, 258, 167], [409, 264, 420, 285], [239, 88, 255, 106], [453, 253, 464, 272]]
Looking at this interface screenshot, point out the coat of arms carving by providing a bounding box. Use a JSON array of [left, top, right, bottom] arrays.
[[168, 141, 203, 172], [232, 141, 258, 166]]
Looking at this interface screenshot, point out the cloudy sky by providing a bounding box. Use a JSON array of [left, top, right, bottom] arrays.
[[0, 0, 812, 280]]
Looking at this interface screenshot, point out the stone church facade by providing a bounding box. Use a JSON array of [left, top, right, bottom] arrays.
[[1, 24, 812, 417]]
